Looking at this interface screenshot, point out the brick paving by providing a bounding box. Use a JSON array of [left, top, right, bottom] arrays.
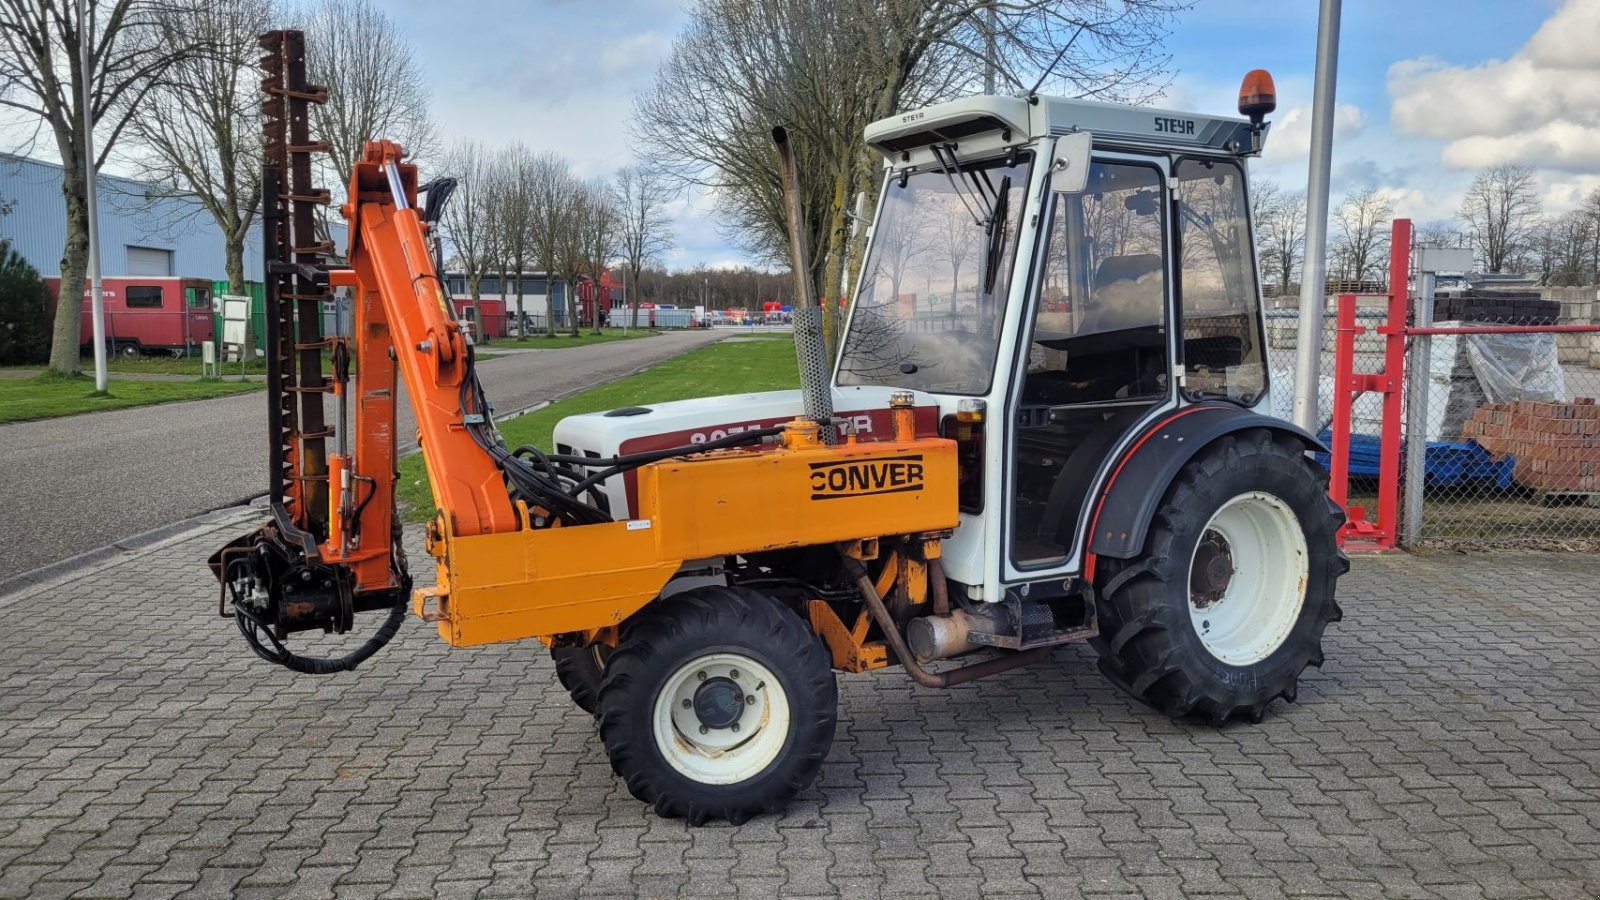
[[1, 517, 1598, 899]]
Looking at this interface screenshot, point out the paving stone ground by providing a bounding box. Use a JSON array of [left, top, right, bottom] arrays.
[[1, 518, 1598, 899]]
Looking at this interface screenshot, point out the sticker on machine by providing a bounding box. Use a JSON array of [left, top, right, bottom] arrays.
[[808, 455, 925, 500], [625, 519, 652, 531]]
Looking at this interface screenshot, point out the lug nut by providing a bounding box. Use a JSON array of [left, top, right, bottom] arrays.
[[682, 699, 691, 709], [731, 723, 740, 733], [745, 696, 756, 705], [699, 725, 708, 735], [696, 671, 706, 681], [730, 669, 739, 679]]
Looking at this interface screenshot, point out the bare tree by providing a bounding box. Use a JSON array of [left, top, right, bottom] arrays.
[[497, 146, 540, 340], [1330, 187, 1393, 284], [129, 0, 274, 295], [302, 0, 434, 199], [0, 0, 199, 374], [1414, 220, 1467, 250], [550, 178, 593, 338], [1250, 177, 1305, 295], [526, 152, 577, 338], [1582, 187, 1600, 278], [614, 164, 675, 329], [440, 140, 492, 339], [1458, 163, 1539, 274], [1531, 210, 1593, 286], [635, 0, 1184, 352], [579, 177, 618, 334]]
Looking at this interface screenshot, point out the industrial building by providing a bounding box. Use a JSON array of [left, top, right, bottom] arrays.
[[0, 152, 344, 281]]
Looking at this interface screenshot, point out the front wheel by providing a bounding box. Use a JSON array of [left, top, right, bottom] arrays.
[[551, 644, 610, 716], [597, 585, 837, 825], [1092, 429, 1347, 723]]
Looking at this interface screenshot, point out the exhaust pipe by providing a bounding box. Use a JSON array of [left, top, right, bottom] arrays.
[[772, 126, 835, 441]]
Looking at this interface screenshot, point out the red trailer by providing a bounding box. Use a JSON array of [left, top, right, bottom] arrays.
[[47, 277, 216, 357]]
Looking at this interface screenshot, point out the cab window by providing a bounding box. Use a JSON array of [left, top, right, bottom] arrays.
[[1173, 158, 1265, 404]]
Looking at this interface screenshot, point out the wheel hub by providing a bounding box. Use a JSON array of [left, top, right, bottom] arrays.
[[1190, 529, 1234, 608], [692, 677, 746, 729], [1186, 491, 1310, 666]]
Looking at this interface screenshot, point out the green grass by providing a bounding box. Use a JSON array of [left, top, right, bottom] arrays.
[[503, 328, 658, 350], [397, 339, 800, 521], [53, 349, 502, 377], [0, 374, 260, 424], [106, 355, 267, 376]]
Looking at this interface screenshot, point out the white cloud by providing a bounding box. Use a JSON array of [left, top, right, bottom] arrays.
[[1389, 0, 1600, 171], [1262, 103, 1366, 164]]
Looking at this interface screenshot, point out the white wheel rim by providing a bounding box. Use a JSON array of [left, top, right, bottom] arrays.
[[1188, 491, 1309, 666], [651, 652, 790, 785]]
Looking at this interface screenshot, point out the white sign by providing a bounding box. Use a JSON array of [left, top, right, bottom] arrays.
[[221, 295, 250, 348], [1415, 247, 1474, 276]]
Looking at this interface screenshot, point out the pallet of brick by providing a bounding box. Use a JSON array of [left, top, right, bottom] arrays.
[[1461, 398, 1600, 497]]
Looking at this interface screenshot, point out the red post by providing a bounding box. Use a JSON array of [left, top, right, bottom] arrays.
[[1329, 293, 1357, 531], [1373, 218, 1412, 548]]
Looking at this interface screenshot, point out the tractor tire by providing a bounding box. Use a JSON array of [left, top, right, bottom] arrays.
[[551, 645, 610, 717], [597, 585, 837, 825], [1091, 429, 1347, 723]]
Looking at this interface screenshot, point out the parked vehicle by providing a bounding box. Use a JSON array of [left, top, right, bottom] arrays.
[[47, 277, 215, 356]]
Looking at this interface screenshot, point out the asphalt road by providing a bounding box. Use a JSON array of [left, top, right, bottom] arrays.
[[0, 331, 725, 581]]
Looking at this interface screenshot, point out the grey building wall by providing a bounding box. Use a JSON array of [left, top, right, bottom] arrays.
[[0, 153, 345, 282]]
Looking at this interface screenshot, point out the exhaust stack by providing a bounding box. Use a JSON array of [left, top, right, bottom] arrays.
[[771, 126, 836, 441]]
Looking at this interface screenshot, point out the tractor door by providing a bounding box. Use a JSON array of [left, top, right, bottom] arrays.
[[1008, 158, 1176, 569]]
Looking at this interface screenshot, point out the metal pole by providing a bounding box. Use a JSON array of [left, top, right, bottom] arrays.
[[984, 5, 997, 94], [79, 0, 107, 392], [771, 126, 835, 440], [1290, 0, 1342, 432], [1402, 270, 1434, 548]]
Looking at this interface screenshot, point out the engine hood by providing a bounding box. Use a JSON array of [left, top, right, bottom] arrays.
[[552, 385, 943, 518]]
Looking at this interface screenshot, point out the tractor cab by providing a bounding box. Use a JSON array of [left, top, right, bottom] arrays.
[[838, 83, 1275, 603]]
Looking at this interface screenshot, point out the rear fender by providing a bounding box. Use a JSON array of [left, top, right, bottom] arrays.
[[1084, 403, 1325, 563]]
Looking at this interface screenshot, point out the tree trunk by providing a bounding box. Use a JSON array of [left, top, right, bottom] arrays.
[[629, 265, 642, 332], [568, 278, 579, 337], [50, 170, 91, 376], [225, 237, 246, 295], [469, 275, 486, 345], [222, 234, 250, 357]]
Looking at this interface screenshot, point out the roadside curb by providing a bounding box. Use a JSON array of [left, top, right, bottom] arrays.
[[0, 505, 261, 609]]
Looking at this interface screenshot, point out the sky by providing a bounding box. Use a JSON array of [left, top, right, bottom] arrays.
[[378, 0, 1590, 268], [6, 0, 1593, 268]]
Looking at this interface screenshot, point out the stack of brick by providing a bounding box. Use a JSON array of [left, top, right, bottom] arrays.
[[1462, 398, 1600, 493]]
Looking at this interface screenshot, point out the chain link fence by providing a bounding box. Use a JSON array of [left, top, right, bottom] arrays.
[[1264, 290, 1600, 551]]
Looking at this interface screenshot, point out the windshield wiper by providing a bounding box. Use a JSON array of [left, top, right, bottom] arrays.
[[929, 143, 992, 227], [983, 176, 1012, 293]]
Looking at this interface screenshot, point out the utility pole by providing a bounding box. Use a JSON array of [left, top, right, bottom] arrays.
[[79, 0, 108, 392], [1291, 0, 1342, 432]]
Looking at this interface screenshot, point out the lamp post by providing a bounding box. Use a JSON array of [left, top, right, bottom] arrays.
[[79, 0, 107, 391], [1291, 0, 1343, 432]]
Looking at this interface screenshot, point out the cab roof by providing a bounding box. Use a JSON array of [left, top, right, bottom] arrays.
[[864, 94, 1262, 162]]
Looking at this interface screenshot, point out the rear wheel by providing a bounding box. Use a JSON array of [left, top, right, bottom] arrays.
[[597, 585, 837, 825], [1091, 429, 1346, 722]]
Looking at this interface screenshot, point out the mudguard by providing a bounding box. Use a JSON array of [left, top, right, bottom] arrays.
[[1085, 402, 1325, 560]]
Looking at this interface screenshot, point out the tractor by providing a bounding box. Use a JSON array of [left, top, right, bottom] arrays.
[[214, 37, 1344, 826]]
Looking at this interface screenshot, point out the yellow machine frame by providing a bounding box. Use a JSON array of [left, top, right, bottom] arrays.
[[416, 415, 958, 650]]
